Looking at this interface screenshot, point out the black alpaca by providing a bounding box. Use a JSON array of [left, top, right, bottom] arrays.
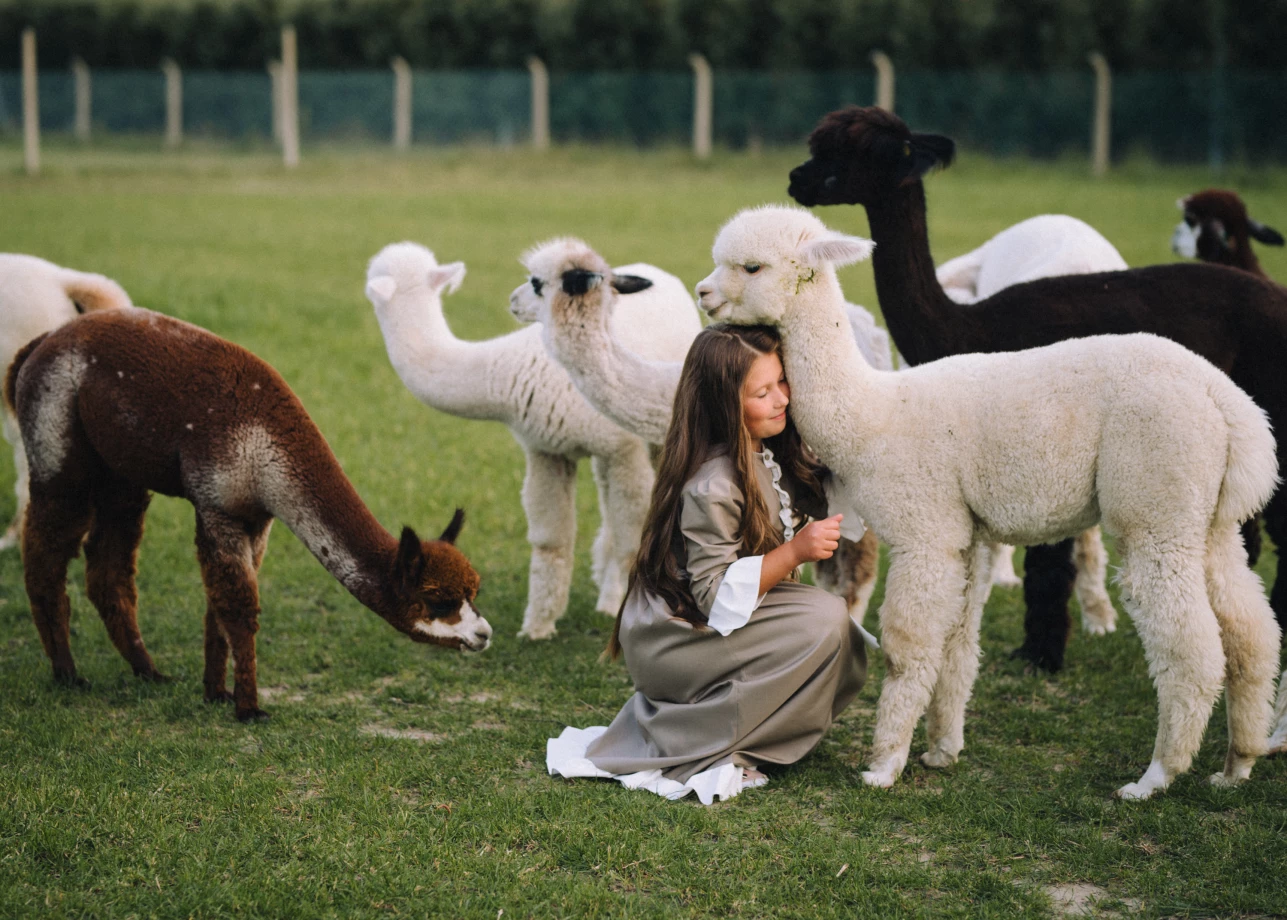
[[788, 105, 1287, 671]]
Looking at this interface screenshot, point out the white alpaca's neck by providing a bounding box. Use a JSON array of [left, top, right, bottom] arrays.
[[373, 288, 509, 422], [542, 306, 678, 444], [777, 273, 888, 464]]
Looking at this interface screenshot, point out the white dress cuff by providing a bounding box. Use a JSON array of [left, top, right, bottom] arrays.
[[823, 475, 867, 541], [706, 555, 765, 636]]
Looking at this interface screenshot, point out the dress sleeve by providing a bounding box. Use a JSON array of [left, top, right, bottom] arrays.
[[681, 474, 763, 631]]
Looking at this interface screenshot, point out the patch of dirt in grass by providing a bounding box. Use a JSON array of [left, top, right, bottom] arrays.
[[1039, 883, 1142, 917], [360, 724, 444, 743], [258, 685, 306, 703]]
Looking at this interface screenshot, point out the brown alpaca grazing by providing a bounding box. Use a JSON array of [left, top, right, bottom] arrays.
[[5, 308, 492, 721]]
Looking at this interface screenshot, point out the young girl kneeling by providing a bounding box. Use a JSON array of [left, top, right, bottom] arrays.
[[548, 324, 874, 804]]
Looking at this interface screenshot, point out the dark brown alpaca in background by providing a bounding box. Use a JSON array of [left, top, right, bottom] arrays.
[[1173, 189, 1283, 276], [5, 308, 492, 722]]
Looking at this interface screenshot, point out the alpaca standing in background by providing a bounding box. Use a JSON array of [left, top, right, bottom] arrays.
[[513, 237, 883, 624], [790, 105, 1287, 672], [699, 205, 1281, 800], [0, 254, 133, 550], [1173, 189, 1283, 276], [366, 242, 700, 639], [7, 309, 491, 722], [935, 214, 1126, 613]]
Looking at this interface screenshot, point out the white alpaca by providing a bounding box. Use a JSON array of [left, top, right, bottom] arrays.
[[513, 237, 886, 623], [937, 215, 1128, 614], [365, 242, 699, 639], [697, 206, 1281, 799], [0, 254, 133, 550]]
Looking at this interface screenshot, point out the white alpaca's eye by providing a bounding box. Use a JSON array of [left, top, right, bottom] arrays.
[[530, 277, 544, 295], [744, 263, 762, 274]]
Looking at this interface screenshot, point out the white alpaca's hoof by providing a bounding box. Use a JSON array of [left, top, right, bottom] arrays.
[[1208, 771, 1248, 789], [594, 590, 625, 617], [920, 749, 958, 769], [1115, 782, 1155, 801], [1080, 604, 1117, 635], [0, 532, 16, 552], [517, 621, 558, 641], [991, 572, 1022, 589], [861, 770, 896, 788]]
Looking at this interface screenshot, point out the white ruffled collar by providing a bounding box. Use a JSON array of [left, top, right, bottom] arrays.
[[755, 445, 796, 541]]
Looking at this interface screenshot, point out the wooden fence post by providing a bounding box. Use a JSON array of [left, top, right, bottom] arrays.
[[72, 57, 91, 141], [162, 58, 182, 148], [392, 56, 411, 150], [689, 53, 712, 159], [22, 28, 38, 175], [871, 51, 894, 112], [280, 26, 299, 168], [1087, 52, 1111, 177], [527, 56, 549, 150]]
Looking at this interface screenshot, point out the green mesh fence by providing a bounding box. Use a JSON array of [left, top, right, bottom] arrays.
[[2, 67, 1285, 163]]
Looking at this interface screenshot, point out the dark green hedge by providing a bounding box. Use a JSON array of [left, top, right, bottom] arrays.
[[2, 0, 1283, 72]]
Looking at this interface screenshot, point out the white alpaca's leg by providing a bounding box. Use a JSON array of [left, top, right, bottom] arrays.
[[864, 546, 963, 788], [591, 440, 653, 617], [517, 450, 578, 640], [922, 543, 992, 769], [589, 455, 614, 609], [1268, 669, 1287, 755], [989, 544, 1022, 588], [0, 409, 27, 551], [1203, 523, 1281, 786], [1074, 526, 1116, 635], [1114, 544, 1225, 800]]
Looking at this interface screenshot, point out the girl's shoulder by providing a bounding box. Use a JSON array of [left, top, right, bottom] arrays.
[[684, 451, 740, 502]]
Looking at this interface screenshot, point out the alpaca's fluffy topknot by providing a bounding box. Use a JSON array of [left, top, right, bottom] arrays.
[[521, 237, 609, 283], [367, 241, 443, 286], [713, 205, 828, 263]]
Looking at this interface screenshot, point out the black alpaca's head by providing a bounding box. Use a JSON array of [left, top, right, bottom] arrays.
[[1173, 189, 1283, 268], [788, 106, 956, 208]]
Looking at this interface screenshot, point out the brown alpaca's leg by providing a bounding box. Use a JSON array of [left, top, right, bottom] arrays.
[[195, 512, 266, 721], [204, 518, 271, 705], [84, 478, 165, 680], [23, 492, 93, 686]]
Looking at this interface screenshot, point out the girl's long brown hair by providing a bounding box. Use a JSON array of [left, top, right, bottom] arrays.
[[606, 323, 826, 659]]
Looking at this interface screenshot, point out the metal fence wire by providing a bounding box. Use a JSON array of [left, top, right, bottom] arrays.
[[2, 68, 1284, 163]]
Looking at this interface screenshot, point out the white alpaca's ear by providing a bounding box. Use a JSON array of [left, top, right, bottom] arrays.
[[802, 235, 875, 267], [366, 275, 398, 306], [428, 261, 467, 295]]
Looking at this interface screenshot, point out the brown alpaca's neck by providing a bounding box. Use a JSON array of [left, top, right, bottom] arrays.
[[261, 424, 402, 620], [865, 183, 975, 366]]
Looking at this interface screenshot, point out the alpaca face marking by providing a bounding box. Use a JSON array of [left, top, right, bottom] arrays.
[[411, 600, 492, 651]]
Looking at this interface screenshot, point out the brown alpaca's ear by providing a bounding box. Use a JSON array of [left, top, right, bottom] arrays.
[[1249, 219, 1285, 246], [396, 526, 426, 590], [903, 133, 956, 182], [439, 508, 465, 544]]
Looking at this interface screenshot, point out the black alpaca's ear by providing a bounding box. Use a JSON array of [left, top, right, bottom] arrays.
[[1249, 219, 1285, 246], [611, 275, 653, 295], [439, 508, 465, 544], [561, 269, 604, 296], [396, 526, 426, 589], [902, 132, 956, 183]]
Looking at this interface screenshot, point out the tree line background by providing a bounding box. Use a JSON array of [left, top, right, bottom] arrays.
[[0, 0, 1280, 72]]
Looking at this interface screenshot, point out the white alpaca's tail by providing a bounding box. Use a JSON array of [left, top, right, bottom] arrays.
[[1210, 374, 1279, 527], [57, 269, 133, 313]]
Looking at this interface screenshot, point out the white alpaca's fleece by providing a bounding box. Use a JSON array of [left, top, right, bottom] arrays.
[[365, 242, 699, 640], [936, 214, 1129, 613], [697, 205, 1282, 800], [1, 254, 133, 549]]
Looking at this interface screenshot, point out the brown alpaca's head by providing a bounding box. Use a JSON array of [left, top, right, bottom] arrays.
[[388, 510, 491, 652], [1172, 189, 1283, 269], [788, 106, 956, 208]]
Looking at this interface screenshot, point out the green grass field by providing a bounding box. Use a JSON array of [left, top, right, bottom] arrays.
[[1, 141, 1285, 919]]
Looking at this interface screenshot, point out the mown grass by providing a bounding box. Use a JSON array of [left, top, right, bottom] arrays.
[[0, 140, 1285, 919]]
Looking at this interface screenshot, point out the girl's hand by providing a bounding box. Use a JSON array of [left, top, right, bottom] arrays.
[[791, 514, 843, 564]]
